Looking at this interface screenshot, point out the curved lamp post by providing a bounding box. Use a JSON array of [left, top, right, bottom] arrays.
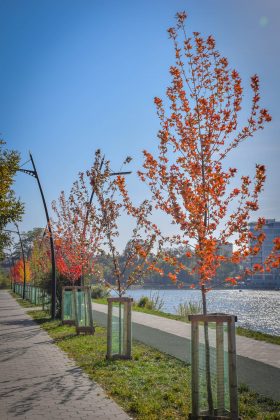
[[18, 152, 57, 319]]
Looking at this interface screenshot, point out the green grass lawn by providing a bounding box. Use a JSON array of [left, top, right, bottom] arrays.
[[236, 327, 280, 346], [94, 298, 280, 346], [28, 309, 280, 420]]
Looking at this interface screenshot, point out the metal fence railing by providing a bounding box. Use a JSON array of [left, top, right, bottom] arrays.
[[12, 283, 51, 311]]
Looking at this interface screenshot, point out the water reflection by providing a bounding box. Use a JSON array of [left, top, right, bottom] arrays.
[[126, 289, 280, 336]]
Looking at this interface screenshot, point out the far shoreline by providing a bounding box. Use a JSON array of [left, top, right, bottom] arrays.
[[129, 285, 280, 291]]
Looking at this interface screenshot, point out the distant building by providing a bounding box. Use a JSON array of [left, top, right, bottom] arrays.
[[217, 242, 233, 257], [248, 219, 280, 289]]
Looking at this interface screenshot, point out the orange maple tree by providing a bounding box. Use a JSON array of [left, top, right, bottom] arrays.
[[139, 12, 277, 308], [138, 12, 278, 414]]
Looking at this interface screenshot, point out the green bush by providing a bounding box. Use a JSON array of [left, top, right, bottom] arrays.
[[91, 284, 110, 299], [136, 292, 165, 311], [0, 270, 10, 289], [137, 296, 149, 308]]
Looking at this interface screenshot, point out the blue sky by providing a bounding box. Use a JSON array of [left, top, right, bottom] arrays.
[[1, 0, 279, 247]]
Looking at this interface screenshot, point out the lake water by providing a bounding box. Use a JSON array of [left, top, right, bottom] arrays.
[[124, 289, 280, 336]]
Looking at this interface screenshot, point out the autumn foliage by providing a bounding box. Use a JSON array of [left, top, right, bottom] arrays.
[[89, 150, 162, 296], [52, 172, 103, 284], [11, 259, 31, 283], [138, 12, 277, 300], [29, 235, 51, 283]]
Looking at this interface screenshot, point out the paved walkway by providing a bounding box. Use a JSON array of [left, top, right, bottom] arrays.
[[0, 291, 130, 420]]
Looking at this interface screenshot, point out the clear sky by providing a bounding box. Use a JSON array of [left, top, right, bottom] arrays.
[[1, 0, 279, 248]]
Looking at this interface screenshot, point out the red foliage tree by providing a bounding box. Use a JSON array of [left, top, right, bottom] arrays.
[[52, 172, 103, 285], [11, 259, 31, 283]]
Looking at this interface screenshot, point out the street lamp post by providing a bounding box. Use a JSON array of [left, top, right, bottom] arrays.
[[5, 225, 26, 299], [18, 152, 57, 319]]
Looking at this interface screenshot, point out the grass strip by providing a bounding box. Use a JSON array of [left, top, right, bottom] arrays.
[[28, 309, 280, 419], [10, 291, 40, 308], [236, 327, 280, 346]]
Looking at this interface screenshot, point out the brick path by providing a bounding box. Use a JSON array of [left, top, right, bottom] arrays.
[[0, 290, 130, 420]]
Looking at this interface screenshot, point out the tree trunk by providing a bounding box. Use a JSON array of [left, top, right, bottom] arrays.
[[119, 302, 122, 354], [201, 285, 214, 416]]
